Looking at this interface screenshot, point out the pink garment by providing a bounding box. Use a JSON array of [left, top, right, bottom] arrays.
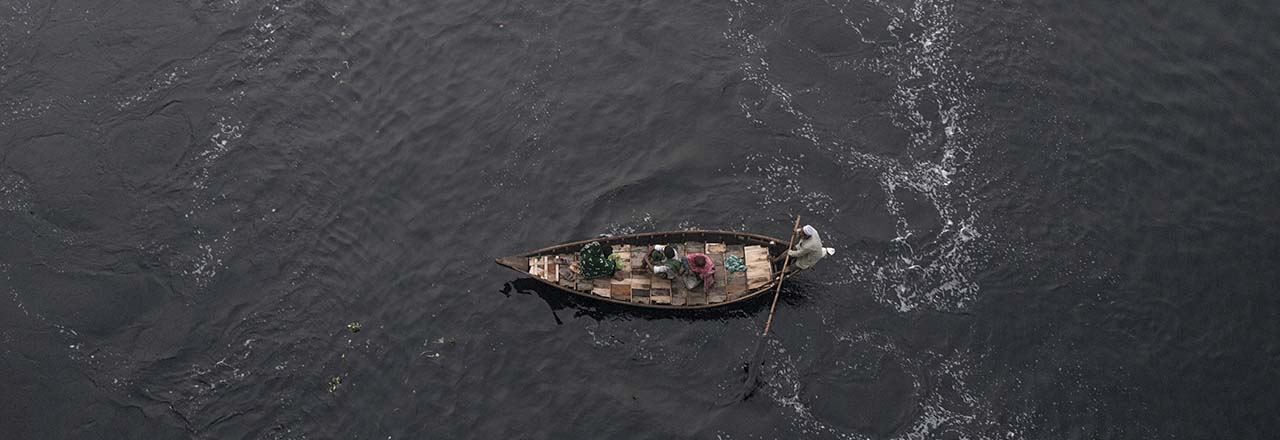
[[686, 253, 716, 291]]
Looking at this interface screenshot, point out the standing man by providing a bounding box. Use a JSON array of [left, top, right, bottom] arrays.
[[785, 225, 830, 270]]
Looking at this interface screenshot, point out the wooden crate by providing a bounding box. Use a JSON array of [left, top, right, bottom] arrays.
[[557, 254, 575, 288], [631, 276, 651, 291], [541, 256, 556, 283], [687, 287, 707, 306], [652, 288, 672, 304], [610, 281, 632, 302], [745, 246, 772, 289], [630, 246, 649, 272], [528, 257, 541, 277], [632, 288, 650, 305], [747, 273, 771, 289], [655, 276, 680, 306], [575, 276, 594, 292], [645, 272, 667, 304], [591, 278, 612, 298], [744, 245, 770, 259]]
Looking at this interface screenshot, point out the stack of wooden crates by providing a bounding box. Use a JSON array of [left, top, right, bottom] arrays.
[[526, 241, 775, 307]]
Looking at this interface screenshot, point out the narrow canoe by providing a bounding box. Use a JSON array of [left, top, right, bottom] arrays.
[[494, 229, 800, 309]]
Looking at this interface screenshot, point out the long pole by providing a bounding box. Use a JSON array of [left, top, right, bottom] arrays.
[[739, 215, 802, 400]]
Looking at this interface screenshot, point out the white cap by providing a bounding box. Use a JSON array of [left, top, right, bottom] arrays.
[[802, 225, 817, 236]]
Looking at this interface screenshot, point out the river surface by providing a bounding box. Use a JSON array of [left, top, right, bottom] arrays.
[[2, 0, 1278, 438]]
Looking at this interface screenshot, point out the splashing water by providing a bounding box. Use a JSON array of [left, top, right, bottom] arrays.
[[727, 0, 988, 313]]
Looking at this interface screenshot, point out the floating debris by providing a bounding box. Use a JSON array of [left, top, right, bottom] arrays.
[[346, 322, 361, 333], [327, 376, 342, 392]]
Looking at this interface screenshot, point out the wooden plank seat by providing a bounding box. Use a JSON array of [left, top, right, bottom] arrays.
[[707, 244, 727, 303], [726, 245, 749, 300]]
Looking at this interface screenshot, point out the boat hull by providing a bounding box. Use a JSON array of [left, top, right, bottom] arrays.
[[495, 229, 801, 309]]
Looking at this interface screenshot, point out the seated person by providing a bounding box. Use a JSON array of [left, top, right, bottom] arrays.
[[577, 241, 623, 279], [685, 253, 716, 292], [642, 244, 682, 280]]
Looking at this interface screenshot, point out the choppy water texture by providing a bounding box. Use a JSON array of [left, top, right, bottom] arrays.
[[2, 0, 1278, 438]]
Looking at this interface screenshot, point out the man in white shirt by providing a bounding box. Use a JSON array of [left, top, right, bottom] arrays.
[[786, 225, 830, 270]]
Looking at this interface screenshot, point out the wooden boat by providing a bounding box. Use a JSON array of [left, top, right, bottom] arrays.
[[494, 230, 798, 309]]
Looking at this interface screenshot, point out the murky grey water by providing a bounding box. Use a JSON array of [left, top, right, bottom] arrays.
[[2, 0, 1277, 438]]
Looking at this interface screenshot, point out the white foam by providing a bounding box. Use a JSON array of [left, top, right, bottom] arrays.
[[727, 0, 988, 313], [114, 65, 187, 111], [177, 227, 234, 289], [0, 172, 33, 212], [725, 0, 1035, 436], [0, 98, 52, 129]]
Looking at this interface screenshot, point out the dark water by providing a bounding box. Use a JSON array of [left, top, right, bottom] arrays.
[[2, 0, 1278, 438]]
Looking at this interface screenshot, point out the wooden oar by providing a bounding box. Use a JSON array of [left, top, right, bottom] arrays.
[[739, 215, 802, 400]]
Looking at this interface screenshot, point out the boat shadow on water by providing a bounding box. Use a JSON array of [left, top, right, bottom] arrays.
[[498, 276, 819, 324]]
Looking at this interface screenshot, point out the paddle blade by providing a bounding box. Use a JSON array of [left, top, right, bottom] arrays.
[[737, 335, 768, 400]]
